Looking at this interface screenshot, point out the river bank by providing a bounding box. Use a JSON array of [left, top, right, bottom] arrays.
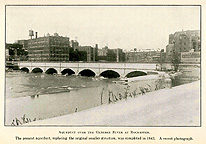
[[28, 80, 200, 126]]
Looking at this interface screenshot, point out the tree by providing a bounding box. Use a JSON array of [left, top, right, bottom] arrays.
[[158, 49, 165, 71], [106, 50, 116, 62], [69, 48, 87, 61], [119, 51, 126, 62], [171, 50, 181, 72]]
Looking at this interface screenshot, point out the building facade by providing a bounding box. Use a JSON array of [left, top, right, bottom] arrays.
[[166, 30, 200, 61], [98, 47, 125, 62], [126, 49, 165, 63], [71, 40, 98, 62], [27, 33, 70, 61], [98, 46, 108, 56], [17, 40, 28, 49], [110, 48, 125, 62], [71, 40, 79, 49], [181, 51, 200, 63], [6, 43, 28, 61], [75, 45, 98, 62]]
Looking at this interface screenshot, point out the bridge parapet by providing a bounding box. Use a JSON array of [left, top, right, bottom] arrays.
[[18, 62, 157, 77]]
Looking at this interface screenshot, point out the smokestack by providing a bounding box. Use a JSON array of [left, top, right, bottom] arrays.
[[35, 32, 38, 39]]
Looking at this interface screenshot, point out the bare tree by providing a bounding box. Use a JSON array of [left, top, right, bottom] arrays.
[[171, 50, 181, 72], [158, 49, 165, 71]]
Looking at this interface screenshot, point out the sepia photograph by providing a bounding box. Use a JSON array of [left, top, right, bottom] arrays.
[[5, 5, 201, 127]]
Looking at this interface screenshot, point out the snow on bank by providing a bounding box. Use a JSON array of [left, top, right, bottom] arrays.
[[29, 81, 200, 126]]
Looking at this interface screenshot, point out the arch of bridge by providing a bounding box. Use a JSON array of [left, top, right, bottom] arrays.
[[19, 66, 31, 72], [99, 69, 122, 77], [61, 68, 76, 74], [31, 67, 45, 73], [123, 70, 148, 77], [20, 67, 30, 73], [18, 62, 152, 77], [78, 68, 98, 76]]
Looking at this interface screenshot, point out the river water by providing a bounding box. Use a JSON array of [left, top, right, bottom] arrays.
[[6, 72, 117, 125], [5, 70, 198, 126]]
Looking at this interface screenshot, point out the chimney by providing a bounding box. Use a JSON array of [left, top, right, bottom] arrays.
[[95, 44, 98, 49], [35, 32, 38, 39]]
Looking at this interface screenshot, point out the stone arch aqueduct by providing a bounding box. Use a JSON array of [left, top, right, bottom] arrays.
[[18, 62, 158, 77]]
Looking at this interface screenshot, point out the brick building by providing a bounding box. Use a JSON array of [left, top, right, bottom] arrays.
[[98, 46, 125, 62], [98, 46, 108, 56], [6, 43, 28, 61], [166, 30, 200, 61], [26, 33, 70, 61], [17, 40, 28, 49], [71, 40, 98, 62], [110, 48, 125, 62], [126, 49, 166, 63]]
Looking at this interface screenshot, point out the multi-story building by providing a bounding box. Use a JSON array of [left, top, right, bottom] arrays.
[[166, 30, 200, 61], [126, 49, 165, 63], [98, 47, 125, 62], [98, 46, 108, 56], [75, 45, 98, 62], [71, 40, 79, 49], [110, 48, 125, 62], [17, 40, 28, 50], [6, 43, 28, 61], [71, 40, 98, 62], [27, 33, 70, 61]]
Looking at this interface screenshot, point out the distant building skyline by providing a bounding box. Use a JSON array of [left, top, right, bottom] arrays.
[[6, 6, 200, 51]]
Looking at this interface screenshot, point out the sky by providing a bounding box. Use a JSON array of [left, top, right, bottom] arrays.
[[6, 6, 200, 51]]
